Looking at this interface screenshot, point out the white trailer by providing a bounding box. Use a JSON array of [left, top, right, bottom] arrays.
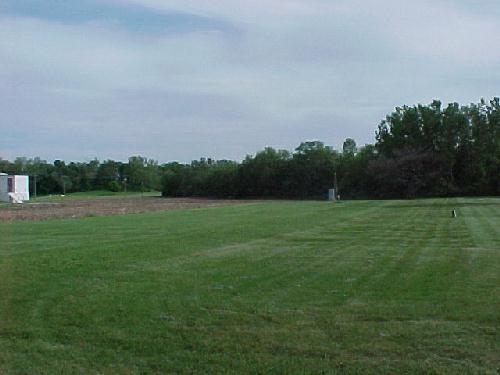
[[0, 173, 30, 203]]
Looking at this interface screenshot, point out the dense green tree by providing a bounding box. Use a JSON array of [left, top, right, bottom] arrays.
[[376, 98, 500, 196], [286, 141, 338, 198], [337, 144, 377, 198], [239, 148, 290, 197], [95, 160, 123, 190], [125, 156, 161, 191], [342, 138, 357, 156], [2, 98, 499, 199]]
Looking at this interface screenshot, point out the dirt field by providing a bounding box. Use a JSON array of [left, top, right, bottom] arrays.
[[0, 197, 248, 222]]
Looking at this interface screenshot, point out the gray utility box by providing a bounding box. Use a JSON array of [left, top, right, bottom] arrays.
[[328, 189, 336, 201]]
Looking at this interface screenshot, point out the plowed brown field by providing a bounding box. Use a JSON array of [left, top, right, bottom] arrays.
[[0, 197, 248, 222]]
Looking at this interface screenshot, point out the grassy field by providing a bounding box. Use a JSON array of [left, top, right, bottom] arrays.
[[30, 190, 161, 202], [0, 198, 499, 374], [0, 191, 161, 208]]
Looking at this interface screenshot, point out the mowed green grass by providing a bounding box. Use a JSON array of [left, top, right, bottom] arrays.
[[30, 190, 161, 202], [0, 191, 161, 208], [0, 198, 499, 374]]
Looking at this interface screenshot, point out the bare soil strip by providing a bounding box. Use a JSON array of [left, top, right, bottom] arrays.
[[0, 197, 248, 222]]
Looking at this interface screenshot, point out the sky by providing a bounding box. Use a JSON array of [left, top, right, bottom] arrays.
[[1, 0, 499, 163]]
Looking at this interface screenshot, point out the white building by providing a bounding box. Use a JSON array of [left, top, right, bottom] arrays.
[[0, 173, 30, 203]]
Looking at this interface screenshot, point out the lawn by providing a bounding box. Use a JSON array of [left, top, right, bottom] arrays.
[[29, 190, 161, 202], [0, 198, 499, 374], [0, 191, 161, 208]]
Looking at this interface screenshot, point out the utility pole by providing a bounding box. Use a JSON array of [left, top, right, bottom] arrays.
[[33, 174, 37, 198], [334, 171, 338, 200], [60, 174, 66, 195]]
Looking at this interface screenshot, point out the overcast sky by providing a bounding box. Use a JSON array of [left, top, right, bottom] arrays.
[[1, 0, 499, 163]]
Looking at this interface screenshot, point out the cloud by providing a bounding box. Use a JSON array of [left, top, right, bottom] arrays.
[[0, 0, 236, 34], [0, 0, 499, 162]]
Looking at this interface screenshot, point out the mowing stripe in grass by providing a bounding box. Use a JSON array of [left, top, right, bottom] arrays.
[[0, 199, 499, 374]]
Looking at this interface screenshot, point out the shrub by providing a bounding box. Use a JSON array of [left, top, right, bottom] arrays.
[[107, 180, 122, 192]]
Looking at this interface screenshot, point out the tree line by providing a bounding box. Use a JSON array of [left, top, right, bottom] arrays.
[[1, 98, 499, 199], [0, 156, 161, 196], [164, 98, 500, 199]]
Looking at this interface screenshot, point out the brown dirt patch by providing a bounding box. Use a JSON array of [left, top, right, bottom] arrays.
[[0, 197, 249, 222]]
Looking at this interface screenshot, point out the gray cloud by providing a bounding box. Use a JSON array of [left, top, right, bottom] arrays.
[[1, 0, 499, 162]]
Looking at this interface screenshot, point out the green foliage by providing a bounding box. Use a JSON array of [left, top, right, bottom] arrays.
[[342, 138, 357, 156], [376, 98, 500, 197], [158, 98, 499, 199], [159, 143, 340, 199], [107, 180, 122, 192], [161, 168, 184, 197], [126, 156, 161, 192], [2, 98, 500, 199], [239, 147, 290, 197], [95, 160, 122, 190]]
